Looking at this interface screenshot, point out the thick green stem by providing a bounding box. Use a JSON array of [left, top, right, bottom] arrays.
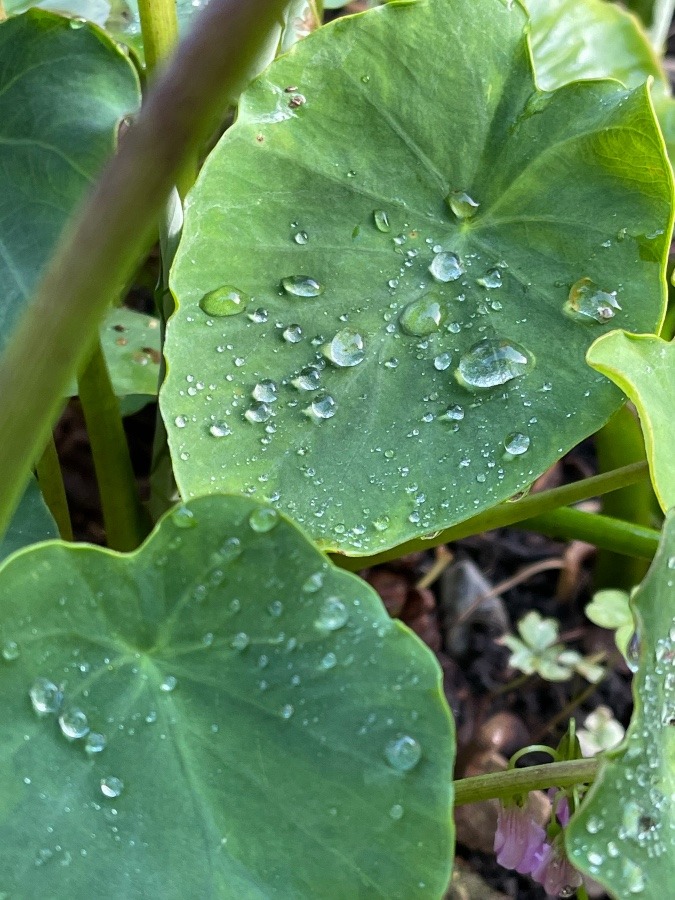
[[334, 462, 650, 571], [453, 758, 599, 806], [137, 0, 179, 71], [35, 435, 73, 541], [518, 507, 659, 560], [0, 0, 290, 543], [78, 339, 149, 551]]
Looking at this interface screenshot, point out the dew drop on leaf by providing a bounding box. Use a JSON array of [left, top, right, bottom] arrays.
[[58, 708, 90, 740], [455, 338, 533, 391], [564, 277, 621, 324], [281, 704, 294, 719], [2, 640, 19, 661], [399, 296, 443, 336], [315, 597, 349, 632], [172, 506, 197, 528], [302, 571, 324, 593], [245, 402, 272, 424], [446, 190, 480, 219], [252, 379, 278, 403], [293, 231, 308, 244], [248, 506, 280, 533], [304, 394, 337, 421], [477, 268, 502, 289], [160, 675, 178, 692], [199, 285, 248, 317], [503, 432, 530, 456], [282, 324, 303, 343], [321, 329, 365, 367], [85, 732, 107, 754], [29, 677, 62, 715], [231, 632, 250, 651], [433, 352, 452, 371], [281, 275, 323, 297], [384, 734, 422, 771], [373, 209, 390, 232], [429, 250, 463, 283], [209, 422, 232, 438], [320, 651, 337, 670], [389, 804, 404, 820], [100, 776, 124, 798]]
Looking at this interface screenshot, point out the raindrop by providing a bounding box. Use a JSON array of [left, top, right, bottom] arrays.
[[320, 652, 337, 670], [245, 402, 272, 424], [292, 365, 322, 391], [231, 632, 250, 651], [85, 732, 107, 754], [399, 295, 443, 336], [627, 630, 641, 672], [248, 307, 268, 324], [2, 640, 19, 661], [160, 675, 178, 692], [439, 404, 464, 422], [446, 190, 480, 220], [304, 394, 337, 421], [199, 285, 248, 317], [281, 276, 323, 298], [172, 506, 197, 528], [249, 506, 280, 533], [455, 338, 533, 391], [433, 352, 452, 371], [209, 422, 232, 438], [252, 379, 278, 403], [283, 324, 303, 343], [384, 734, 422, 771], [29, 677, 62, 715], [622, 859, 645, 894], [503, 432, 530, 456], [303, 572, 324, 593], [100, 776, 124, 799], [477, 268, 502, 289], [281, 704, 294, 719], [315, 597, 349, 632], [268, 600, 284, 617], [220, 536, 242, 562], [322, 329, 365, 367], [389, 804, 404, 820], [564, 278, 621, 324], [373, 210, 391, 232], [429, 251, 463, 283], [174, 415, 187, 429], [59, 708, 89, 740], [372, 515, 391, 532], [293, 231, 308, 245]]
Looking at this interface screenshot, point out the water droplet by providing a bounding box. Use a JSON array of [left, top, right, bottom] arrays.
[[248, 307, 268, 323], [477, 268, 502, 289], [627, 630, 641, 672], [209, 421, 232, 438], [564, 278, 621, 324], [293, 231, 308, 244], [304, 394, 337, 421], [85, 732, 107, 754], [373, 515, 391, 532], [433, 352, 452, 371], [281, 703, 294, 719], [303, 572, 324, 593], [503, 432, 530, 456], [283, 324, 303, 343], [252, 379, 278, 403], [447, 190, 480, 219], [58, 708, 89, 740], [281, 276, 323, 298], [429, 251, 463, 282], [322, 329, 365, 367], [231, 632, 250, 651], [268, 600, 283, 617], [172, 506, 197, 528], [100, 776, 124, 798], [373, 209, 390, 232], [315, 597, 349, 632], [455, 338, 533, 391], [389, 804, 404, 820], [399, 296, 443, 336], [174, 415, 187, 429], [622, 859, 645, 894], [2, 640, 19, 661], [667, 555, 675, 570], [320, 651, 337, 670], [219, 536, 242, 563], [245, 402, 272, 424], [439, 404, 464, 422], [160, 675, 178, 692], [199, 285, 248, 317], [249, 506, 280, 533], [384, 734, 422, 771], [29, 677, 62, 715]]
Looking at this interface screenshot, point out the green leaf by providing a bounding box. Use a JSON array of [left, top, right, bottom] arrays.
[[526, 0, 668, 93], [566, 508, 675, 898], [618, 0, 675, 47], [586, 587, 635, 657], [0, 495, 454, 896], [0, 11, 141, 355], [587, 331, 675, 511], [0, 477, 58, 563], [163, 0, 672, 556], [517, 610, 559, 652]]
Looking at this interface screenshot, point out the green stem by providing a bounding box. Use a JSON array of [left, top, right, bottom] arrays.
[[0, 0, 290, 543], [518, 507, 659, 560], [137, 0, 179, 72], [453, 758, 599, 806], [333, 461, 649, 570], [35, 435, 73, 541]]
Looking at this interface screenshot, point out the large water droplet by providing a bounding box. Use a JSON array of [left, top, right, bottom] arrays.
[[433, 352, 452, 371], [455, 338, 533, 391], [100, 776, 124, 798], [503, 432, 530, 456], [209, 421, 232, 438], [373, 209, 390, 232], [564, 278, 621, 324], [172, 506, 197, 529], [199, 285, 247, 317], [252, 379, 278, 403], [292, 365, 322, 391], [2, 640, 19, 661], [477, 268, 502, 289], [293, 231, 308, 245], [320, 651, 337, 670], [85, 732, 107, 754], [281, 703, 294, 719], [447, 190, 480, 219], [440, 404, 464, 422], [231, 632, 250, 651], [249, 506, 280, 533], [303, 571, 324, 593], [58, 708, 90, 740], [384, 734, 422, 771], [281, 276, 323, 298], [429, 251, 464, 282], [160, 675, 178, 692], [399, 295, 443, 336], [322, 329, 365, 367], [245, 402, 272, 424], [315, 597, 349, 631], [389, 803, 404, 820], [304, 394, 337, 421], [283, 324, 303, 343], [29, 677, 62, 715]]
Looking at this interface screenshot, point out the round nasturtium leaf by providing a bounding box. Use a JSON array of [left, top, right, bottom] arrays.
[[163, 0, 672, 556], [0, 495, 454, 897], [0, 11, 141, 353], [566, 508, 675, 898]]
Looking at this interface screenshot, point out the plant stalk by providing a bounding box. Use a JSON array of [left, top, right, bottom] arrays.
[[453, 758, 599, 806], [77, 339, 149, 552], [35, 435, 73, 541], [334, 462, 650, 570], [0, 0, 291, 543], [137, 0, 179, 72]]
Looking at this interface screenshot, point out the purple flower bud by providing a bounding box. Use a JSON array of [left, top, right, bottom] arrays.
[[494, 802, 547, 874], [530, 837, 583, 897]]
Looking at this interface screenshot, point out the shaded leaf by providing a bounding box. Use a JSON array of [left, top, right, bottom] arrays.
[[567, 509, 675, 898], [585, 587, 634, 657], [163, 0, 672, 555], [0, 477, 58, 563], [0, 495, 454, 896]]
